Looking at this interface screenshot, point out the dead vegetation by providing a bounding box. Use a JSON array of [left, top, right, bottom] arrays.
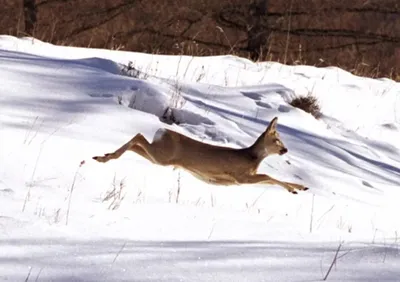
[[102, 174, 126, 210], [290, 95, 322, 119], [1, 0, 399, 80]]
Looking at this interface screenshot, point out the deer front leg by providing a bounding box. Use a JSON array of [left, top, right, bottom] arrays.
[[280, 181, 309, 193], [238, 174, 308, 194], [271, 179, 309, 194]]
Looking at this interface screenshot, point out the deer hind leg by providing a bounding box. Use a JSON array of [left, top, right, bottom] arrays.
[[93, 133, 151, 163], [93, 132, 174, 166], [133, 133, 175, 166], [238, 174, 308, 194]]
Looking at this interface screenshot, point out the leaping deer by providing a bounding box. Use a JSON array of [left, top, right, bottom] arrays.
[[93, 117, 308, 194]]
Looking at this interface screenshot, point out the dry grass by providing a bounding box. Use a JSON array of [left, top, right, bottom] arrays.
[[102, 174, 126, 210], [290, 95, 322, 119], [1, 0, 399, 80]]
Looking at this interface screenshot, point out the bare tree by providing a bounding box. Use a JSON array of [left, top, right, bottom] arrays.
[[0, 0, 396, 78], [247, 0, 269, 61], [23, 0, 37, 35], [218, 0, 270, 61]]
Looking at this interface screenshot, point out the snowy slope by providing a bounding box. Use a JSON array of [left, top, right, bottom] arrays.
[[0, 36, 399, 281]]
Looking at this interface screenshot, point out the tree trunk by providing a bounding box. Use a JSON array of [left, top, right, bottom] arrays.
[[247, 0, 269, 61], [23, 0, 37, 35]]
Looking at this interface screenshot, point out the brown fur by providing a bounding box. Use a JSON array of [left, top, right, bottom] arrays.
[[93, 117, 308, 194]]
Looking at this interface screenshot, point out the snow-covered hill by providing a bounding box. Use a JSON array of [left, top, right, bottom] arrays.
[[0, 35, 399, 281]]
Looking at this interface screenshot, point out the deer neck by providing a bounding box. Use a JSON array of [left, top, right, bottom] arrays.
[[248, 132, 269, 161]]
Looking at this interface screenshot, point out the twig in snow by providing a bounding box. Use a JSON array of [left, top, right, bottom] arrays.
[[310, 193, 315, 233], [103, 174, 126, 210], [323, 241, 344, 280], [210, 193, 215, 208], [24, 116, 40, 145], [34, 268, 43, 282], [113, 242, 127, 264], [22, 122, 72, 212], [383, 236, 387, 263], [24, 267, 32, 282], [316, 204, 335, 229], [176, 171, 181, 204], [22, 145, 45, 212], [248, 189, 267, 209], [208, 221, 216, 240], [66, 162, 84, 225]]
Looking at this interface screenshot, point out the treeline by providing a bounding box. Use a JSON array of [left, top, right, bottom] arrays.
[[1, 0, 399, 79]]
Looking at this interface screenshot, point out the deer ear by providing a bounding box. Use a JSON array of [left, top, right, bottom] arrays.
[[266, 117, 278, 134]]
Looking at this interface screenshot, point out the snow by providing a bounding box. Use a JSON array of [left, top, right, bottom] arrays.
[[0, 35, 399, 281]]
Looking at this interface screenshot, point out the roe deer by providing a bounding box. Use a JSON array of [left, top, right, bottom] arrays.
[[93, 117, 308, 194]]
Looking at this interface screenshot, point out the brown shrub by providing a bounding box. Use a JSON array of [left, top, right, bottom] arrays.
[[290, 95, 322, 119]]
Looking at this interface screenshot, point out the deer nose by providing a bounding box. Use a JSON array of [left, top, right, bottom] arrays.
[[280, 148, 288, 155]]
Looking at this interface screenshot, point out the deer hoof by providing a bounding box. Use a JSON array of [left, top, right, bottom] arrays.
[[93, 156, 106, 162]]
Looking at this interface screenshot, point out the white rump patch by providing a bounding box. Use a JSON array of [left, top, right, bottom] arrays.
[[153, 128, 167, 142]]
